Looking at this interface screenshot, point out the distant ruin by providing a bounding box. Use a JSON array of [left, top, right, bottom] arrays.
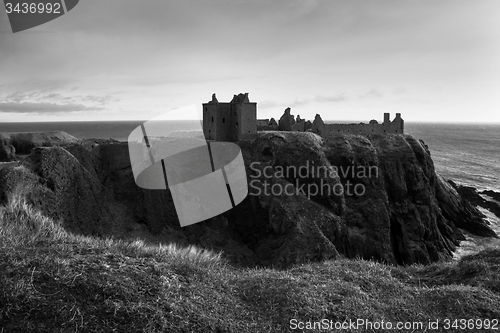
[[203, 93, 404, 141], [202, 93, 257, 141]]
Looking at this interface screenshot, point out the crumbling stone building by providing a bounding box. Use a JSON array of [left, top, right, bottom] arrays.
[[278, 108, 313, 132], [311, 113, 404, 136], [203, 93, 257, 141], [203, 93, 404, 141]]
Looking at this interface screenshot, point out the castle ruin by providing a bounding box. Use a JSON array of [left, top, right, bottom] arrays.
[[203, 93, 404, 141], [203, 93, 257, 141]]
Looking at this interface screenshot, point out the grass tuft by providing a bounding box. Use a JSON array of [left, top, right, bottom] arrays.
[[1, 192, 500, 332], [0, 186, 68, 247]]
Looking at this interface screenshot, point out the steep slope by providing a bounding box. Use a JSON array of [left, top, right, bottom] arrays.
[[0, 132, 495, 267], [2, 131, 79, 154]]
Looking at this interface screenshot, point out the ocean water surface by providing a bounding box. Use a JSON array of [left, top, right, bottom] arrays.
[[405, 122, 500, 193], [0, 120, 200, 143]]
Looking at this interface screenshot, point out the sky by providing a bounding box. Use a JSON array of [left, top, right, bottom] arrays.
[[0, 0, 499, 123]]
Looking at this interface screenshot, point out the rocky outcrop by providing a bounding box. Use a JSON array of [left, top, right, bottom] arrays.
[[0, 132, 495, 267], [2, 131, 79, 155], [5, 147, 107, 234], [436, 178, 497, 238], [231, 132, 347, 266], [450, 182, 500, 221], [483, 190, 500, 203], [0, 134, 16, 161], [324, 134, 471, 264]]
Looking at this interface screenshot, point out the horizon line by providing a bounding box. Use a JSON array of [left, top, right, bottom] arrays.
[[1, 120, 500, 125]]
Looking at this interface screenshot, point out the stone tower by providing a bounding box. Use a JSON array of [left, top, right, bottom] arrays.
[[203, 93, 257, 141]]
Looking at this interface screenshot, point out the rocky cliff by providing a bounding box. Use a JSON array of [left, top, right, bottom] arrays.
[[0, 131, 495, 267], [0, 131, 78, 157], [0, 134, 16, 161]]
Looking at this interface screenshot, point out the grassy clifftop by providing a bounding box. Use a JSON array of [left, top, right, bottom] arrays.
[[1, 192, 500, 332]]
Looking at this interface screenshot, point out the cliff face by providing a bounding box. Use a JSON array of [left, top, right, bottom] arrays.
[[1, 131, 79, 155], [0, 134, 16, 161], [235, 132, 494, 265], [0, 132, 495, 267], [325, 134, 467, 264]]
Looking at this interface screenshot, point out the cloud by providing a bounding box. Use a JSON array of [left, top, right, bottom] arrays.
[[3, 89, 115, 109], [82, 94, 118, 105], [44, 93, 62, 99], [5, 91, 42, 102], [259, 93, 348, 109], [362, 88, 383, 99], [259, 100, 283, 109], [392, 86, 408, 95], [293, 94, 348, 106], [313, 94, 348, 103], [1, 1, 498, 122], [0, 102, 104, 114], [6, 90, 65, 102]]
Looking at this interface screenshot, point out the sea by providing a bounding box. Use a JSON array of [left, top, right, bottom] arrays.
[[403, 122, 500, 257], [0, 121, 499, 257]]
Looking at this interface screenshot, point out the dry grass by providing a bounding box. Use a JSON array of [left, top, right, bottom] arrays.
[[1, 190, 500, 332]]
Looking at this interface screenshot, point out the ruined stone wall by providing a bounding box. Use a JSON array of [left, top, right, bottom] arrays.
[[235, 103, 257, 140], [203, 102, 232, 141], [231, 93, 256, 141], [257, 125, 279, 131], [256, 119, 270, 127], [318, 122, 403, 137], [290, 121, 305, 132], [204, 94, 404, 142], [321, 123, 382, 135], [203, 93, 257, 141], [312, 113, 404, 137], [256, 118, 279, 131], [203, 104, 216, 140]]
